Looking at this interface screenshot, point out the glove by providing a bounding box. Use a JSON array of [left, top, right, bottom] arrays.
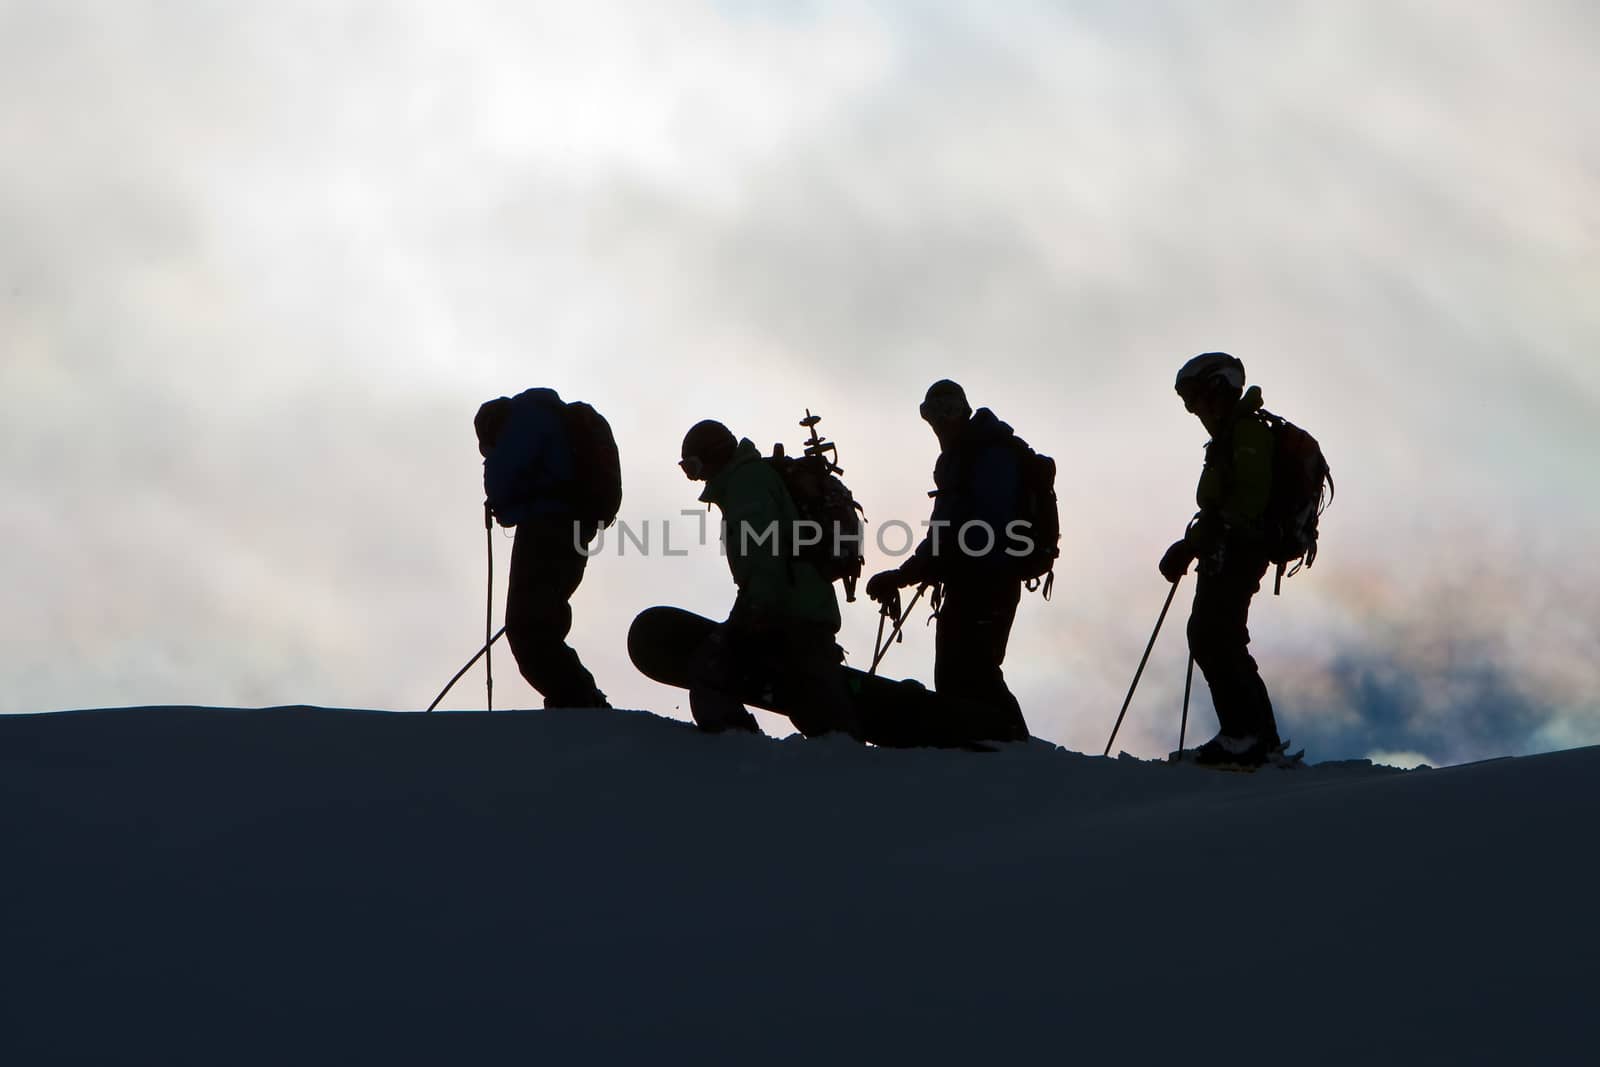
[[865, 569, 904, 604], [1158, 539, 1195, 583]]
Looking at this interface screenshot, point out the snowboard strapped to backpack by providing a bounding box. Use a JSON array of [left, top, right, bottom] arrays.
[[766, 410, 866, 602], [1256, 408, 1333, 594]]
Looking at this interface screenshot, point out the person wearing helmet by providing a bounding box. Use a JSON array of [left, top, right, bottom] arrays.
[[475, 388, 610, 709], [1160, 352, 1282, 767], [863, 380, 1031, 743], [678, 419, 859, 739]]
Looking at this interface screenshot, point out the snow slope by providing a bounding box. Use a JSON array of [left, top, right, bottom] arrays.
[[3, 707, 1596, 1065]]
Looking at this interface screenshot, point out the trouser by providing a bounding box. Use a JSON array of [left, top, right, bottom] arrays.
[[504, 517, 605, 708], [688, 621, 858, 739], [1187, 550, 1278, 742], [934, 578, 1029, 742]]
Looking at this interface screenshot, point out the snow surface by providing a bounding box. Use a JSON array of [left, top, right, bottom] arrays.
[[3, 706, 1597, 1065]]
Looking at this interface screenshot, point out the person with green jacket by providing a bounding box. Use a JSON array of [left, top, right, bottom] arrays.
[[678, 420, 858, 739], [1158, 353, 1283, 767]]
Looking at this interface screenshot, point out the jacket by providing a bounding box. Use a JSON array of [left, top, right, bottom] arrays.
[[1187, 385, 1275, 554], [699, 439, 842, 632], [905, 408, 1023, 583]]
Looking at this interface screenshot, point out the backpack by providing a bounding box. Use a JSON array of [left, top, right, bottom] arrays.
[[1007, 437, 1060, 594], [1256, 409, 1333, 593], [560, 401, 623, 527], [766, 450, 867, 602]]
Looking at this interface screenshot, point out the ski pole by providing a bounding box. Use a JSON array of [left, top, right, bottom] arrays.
[[1178, 653, 1195, 756], [485, 503, 495, 712], [870, 599, 891, 677], [1102, 576, 1183, 756], [869, 583, 928, 675], [427, 626, 507, 712]]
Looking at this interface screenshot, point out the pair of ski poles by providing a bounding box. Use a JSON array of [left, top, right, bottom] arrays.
[[426, 504, 504, 713], [868, 583, 932, 676], [872, 577, 1191, 755], [1102, 575, 1194, 757]]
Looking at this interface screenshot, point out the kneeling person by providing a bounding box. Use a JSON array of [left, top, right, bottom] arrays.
[[678, 419, 859, 739]]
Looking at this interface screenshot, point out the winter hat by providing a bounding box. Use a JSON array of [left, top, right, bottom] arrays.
[[1174, 352, 1246, 397], [919, 379, 972, 422], [680, 419, 738, 467]]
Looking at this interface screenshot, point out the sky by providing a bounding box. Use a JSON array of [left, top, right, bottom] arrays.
[[3, 0, 1597, 767]]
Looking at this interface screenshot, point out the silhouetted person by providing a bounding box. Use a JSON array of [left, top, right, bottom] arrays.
[[678, 419, 858, 739], [476, 388, 612, 709], [1159, 353, 1281, 766], [865, 380, 1030, 742]]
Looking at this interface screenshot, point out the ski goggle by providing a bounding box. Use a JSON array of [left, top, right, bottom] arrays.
[[919, 394, 970, 421]]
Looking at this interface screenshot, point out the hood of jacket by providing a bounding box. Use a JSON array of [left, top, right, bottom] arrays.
[[698, 438, 765, 506], [962, 407, 1016, 449]]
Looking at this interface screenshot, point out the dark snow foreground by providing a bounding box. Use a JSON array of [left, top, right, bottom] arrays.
[[3, 706, 1596, 1066]]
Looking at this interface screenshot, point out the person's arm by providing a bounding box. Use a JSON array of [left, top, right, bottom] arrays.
[[900, 456, 963, 582], [484, 416, 539, 527]]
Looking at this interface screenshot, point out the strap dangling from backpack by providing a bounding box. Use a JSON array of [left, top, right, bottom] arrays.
[[1025, 568, 1055, 600]]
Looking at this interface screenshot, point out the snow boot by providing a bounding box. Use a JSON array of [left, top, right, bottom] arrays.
[[1189, 733, 1271, 769]]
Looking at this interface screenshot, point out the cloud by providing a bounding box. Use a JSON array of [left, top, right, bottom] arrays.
[[1366, 750, 1438, 771]]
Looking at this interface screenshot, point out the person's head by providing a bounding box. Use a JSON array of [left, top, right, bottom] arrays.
[[1174, 352, 1245, 433], [919, 379, 972, 445], [680, 419, 738, 482], [474, 397, 512, 458]]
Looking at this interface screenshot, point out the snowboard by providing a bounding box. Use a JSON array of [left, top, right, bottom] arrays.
[[627, 606, 1015, 749]]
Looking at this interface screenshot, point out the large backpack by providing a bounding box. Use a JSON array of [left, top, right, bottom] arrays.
[[560, 401, 623, 527], [763, 411, 867, 601], [766, 451, 867, 601], [1256, 409, 1333, 593], [1005, 437, 1059, 593]]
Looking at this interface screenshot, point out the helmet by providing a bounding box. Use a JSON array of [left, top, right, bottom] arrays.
[[680, 419, 737, 471], [919, 379, 972, 422], [1174, 352, 1246, 398]]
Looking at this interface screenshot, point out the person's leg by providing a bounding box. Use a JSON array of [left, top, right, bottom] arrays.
[[933, 580, 1028, 742], [1187, 553, 1276, 744], [777, 625, 861, 740], [686, 625, 761, 734], [504, 519, 606, 707]]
